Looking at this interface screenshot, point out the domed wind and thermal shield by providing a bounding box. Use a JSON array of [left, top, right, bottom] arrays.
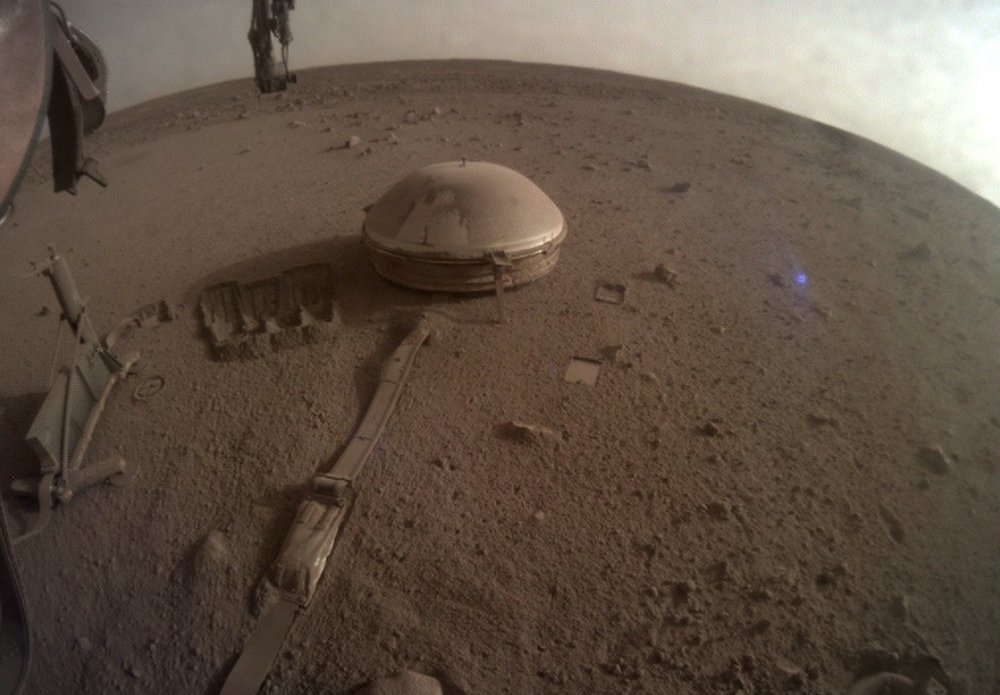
[[362, 161, 567, 292]]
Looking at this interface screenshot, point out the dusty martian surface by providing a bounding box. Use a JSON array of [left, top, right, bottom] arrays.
[[1, 60, 998, 694]]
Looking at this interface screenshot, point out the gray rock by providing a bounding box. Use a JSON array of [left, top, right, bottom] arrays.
[[846, 672, 913, 695], [358, 670, 443, 695], [673, 579, 697, 600], [190, 530, 234, 585], [697, 421, 721, 437], [925, 677, 948, 695], [768, 272, 788, 287], [706, 500, 731, 520], [653, 264, 678, 288], [901, 241, 932, 261], [806, 411, 839, 428], [499, 420, 563, 447], [889, 594, 909, 620], [776, 661, 805, 689], [917, 445, 951, 474]]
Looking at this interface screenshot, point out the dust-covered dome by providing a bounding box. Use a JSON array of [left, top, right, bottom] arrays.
[[361, 160, 567, 292]]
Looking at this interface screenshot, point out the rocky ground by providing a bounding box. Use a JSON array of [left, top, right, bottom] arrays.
[[1, 60, 998, 694]]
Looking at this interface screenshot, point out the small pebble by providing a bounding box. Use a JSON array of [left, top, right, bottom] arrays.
[[769, 272, 788, 287], [706, 501, 731, 520], [889, 594, 909, 620], [653, 264, 678, 287], [698, 421, 721, 437], [917, 445, 951, 475], [901, 241, 933, 261]]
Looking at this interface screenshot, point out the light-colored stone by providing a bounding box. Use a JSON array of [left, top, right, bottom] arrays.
[[359, 670, 443, 695]]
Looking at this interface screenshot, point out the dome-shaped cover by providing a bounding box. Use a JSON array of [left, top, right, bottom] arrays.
[[362, 160, 566, 261]]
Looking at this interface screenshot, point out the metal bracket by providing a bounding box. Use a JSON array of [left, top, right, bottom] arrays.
[[487, 251, 512, 324], [12, 249, 137, 543]]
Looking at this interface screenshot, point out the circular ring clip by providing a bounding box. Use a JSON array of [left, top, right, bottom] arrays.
[[133, 375, 165, 401]]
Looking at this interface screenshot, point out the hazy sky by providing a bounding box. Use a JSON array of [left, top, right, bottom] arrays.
[[59, 0, 1000, 205]]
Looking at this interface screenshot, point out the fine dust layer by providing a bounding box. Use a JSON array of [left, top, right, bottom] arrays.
[[1, 60, 998, 694]]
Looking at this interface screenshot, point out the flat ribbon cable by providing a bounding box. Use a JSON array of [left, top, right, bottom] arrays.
[[219, 319, 431, 695]]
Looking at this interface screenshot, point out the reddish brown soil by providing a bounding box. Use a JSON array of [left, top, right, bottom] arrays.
[[2, 60, 998, 695]]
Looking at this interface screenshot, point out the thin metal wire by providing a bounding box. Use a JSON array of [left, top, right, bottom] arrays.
[[47, 317, 64, 390]]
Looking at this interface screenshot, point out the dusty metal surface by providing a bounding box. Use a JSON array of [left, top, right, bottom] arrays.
[[248, 0, 295, 94], [199, 263, 335, 360], [50, 7, 107, 135], [23, 250, 119, 478], [367, 244, 562, 293], [16, 250, 135, 542], [46, 4, 109, 194], [0, 0, 49, 218], [0, 178, 38, 682], [0, 497, 29, 695], [362, 160, 566, 292], [218, 598, 297, 695]]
